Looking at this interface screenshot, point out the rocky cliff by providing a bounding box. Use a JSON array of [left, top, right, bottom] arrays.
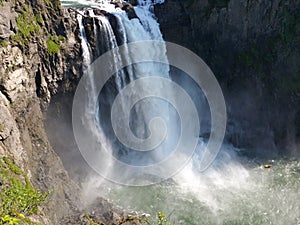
[[155, 0, 300, 157], [0, 1, 145, 223], [0, 0, 84, 223], [0, 0, 299, 223]]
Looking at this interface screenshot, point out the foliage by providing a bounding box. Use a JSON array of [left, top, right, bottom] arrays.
[[8, 1, 66, 57], [34, 14, 44, 26], [46, 39, 60, 55], [157, 212, 171, 225], [9, 5, 40, 50], [2, 157, 23, 175], [0, 157, 49, 225], [46, 35, 65, 55], [43, 0, 62, 11], [0, 40, 8, 47]]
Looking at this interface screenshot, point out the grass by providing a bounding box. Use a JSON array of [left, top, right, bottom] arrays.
[[9, 5, 40, 50], [0, 157, 49, 225], [46, 39, 60, 55], [9, 1, 66, 56], [46, 35, 65, 55]]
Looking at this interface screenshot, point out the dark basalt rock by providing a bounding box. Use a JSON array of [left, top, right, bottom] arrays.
[[112, 0, 138, 19], [155, 0, 300, 157]]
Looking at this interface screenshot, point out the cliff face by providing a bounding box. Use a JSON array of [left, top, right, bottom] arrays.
[[155, 0, 300, 157], [0, 0, 299, 222], [0, 0, 83, 223]]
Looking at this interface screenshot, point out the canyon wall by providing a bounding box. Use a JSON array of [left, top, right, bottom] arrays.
[[0, 0, 83, 223], [0, 0, 299, 223], [155, 0, 300, 157]]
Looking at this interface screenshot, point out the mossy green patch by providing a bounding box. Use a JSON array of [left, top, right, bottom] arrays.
[[9, 4, 40, 50], [44, 0, 62, 11], [46, 39, 60, 55], [0, 40, 8, 47], [46, 35, 65, 55], [34, 13, 44, 26], [157, 212, 171, 225], [2, 157, 23, 175]]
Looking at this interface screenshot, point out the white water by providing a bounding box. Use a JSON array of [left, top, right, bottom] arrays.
[[75, 0, 247, 208], [69, 1, 300, 224], [76, 0, 182, 170]]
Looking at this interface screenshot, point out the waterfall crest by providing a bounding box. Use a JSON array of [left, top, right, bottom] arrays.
[[75, 0, 183, 182]]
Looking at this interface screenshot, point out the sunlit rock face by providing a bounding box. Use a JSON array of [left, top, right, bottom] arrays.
[[0, 0, 84, 224]]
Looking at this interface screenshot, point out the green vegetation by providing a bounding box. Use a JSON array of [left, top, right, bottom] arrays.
[[9, 1, 65, 56], [46, 39, 60, 55], [44, 0, 62, 11], [157, 212, 171, 225], [0, 0, 5, 6], [46, 35, 65, 55], [9, 5, 40, 50], [34, 14, 44, 26], [0, 40, 8, 47], [0, 157, 49, 225], [1, 157, 23, 175], [16, 10, 40, 39]]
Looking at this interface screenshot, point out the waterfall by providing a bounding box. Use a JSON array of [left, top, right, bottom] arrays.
[[56, 2, 300, 224], [75, 0, 181, 183], [75, 1, 249, 207], [77, 13, 91, 70]]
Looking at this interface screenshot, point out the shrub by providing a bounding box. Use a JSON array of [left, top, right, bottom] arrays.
[[0, 157, 49, 225]]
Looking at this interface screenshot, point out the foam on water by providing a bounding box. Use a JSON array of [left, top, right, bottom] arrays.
[[68, 0, 300, 224]]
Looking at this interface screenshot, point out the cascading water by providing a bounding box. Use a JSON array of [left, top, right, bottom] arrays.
[[56, 0, 300, 224], [76, 2, 182, 171]]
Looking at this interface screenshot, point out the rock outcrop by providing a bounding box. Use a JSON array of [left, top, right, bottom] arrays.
[[155, 0, 300, 157], [0, 0, 136, 223], [0, 0, 299, 223], [0, 0, 84, 224]]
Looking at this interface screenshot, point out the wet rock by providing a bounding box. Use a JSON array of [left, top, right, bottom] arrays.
[[111, 0, 138, 19]]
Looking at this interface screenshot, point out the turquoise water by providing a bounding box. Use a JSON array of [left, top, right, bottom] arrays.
[[60, 1, 300, 224], [97, 158, 300, 224]]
